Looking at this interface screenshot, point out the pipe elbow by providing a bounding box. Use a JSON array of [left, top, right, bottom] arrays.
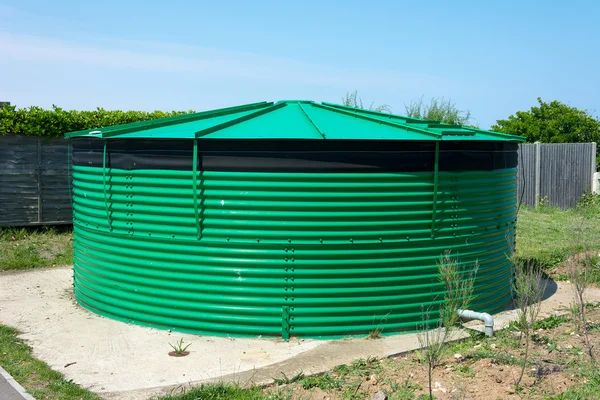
[[457, 309, 494, 337], [480, 312, 494, 328]]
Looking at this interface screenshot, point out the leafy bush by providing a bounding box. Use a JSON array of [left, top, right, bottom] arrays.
[[492, 97, 600, 144], [0, 104, 194, 138], [404, 96, 473, 126]]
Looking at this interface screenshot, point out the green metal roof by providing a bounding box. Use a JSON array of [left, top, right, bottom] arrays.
[[65, 100, 525, 141]]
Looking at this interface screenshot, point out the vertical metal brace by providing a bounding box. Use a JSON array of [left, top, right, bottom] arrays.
[[281, 306, 291, 341], [430, 141, 440, 238], [102, 140, 113, 231], [67, 141, 74, 216], [192, 139, 202, 239]]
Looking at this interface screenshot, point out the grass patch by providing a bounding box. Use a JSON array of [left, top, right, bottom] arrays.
[[300, 372, 343, 390], [549, 365, 600, 399], [155, 383, 290, 400], [0, 226, 72, 271], [0, 324, 99, 400], [455, 364, 475, 377], [517, 204, 600, 269], [516, 204, 600, 271]]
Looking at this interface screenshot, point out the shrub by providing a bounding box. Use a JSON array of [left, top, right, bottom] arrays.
[[0, 104, 193, 138]]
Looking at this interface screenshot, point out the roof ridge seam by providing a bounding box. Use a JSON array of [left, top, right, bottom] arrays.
[[194, 102, 287, 138], [315, 103, 442, 139]]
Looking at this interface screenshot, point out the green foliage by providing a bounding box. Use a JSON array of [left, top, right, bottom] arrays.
[[300, 372, 343, 390], [549, 365, 600, 399], [492, 97, 600, 144], [511, 260, 547, 386], [342, 90, 391, 113], [577, 192, 600, 209], [455, 364, 475, 377], [387, 377, 422, 400], [168, 338, 191, 355], [470, 346, 519, 365], [438, 252, 478, 329], [273, 371, 304, 385], [349, 356, 382, 377], [416, 253, 478, 400], [0, 104, 194, 138], [533, 315, 570, 330], [404, 96, 472, 126], [156, 383, 283, 400]]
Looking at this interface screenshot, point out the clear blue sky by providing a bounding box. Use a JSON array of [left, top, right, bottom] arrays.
[[1, 0, 598, 129]]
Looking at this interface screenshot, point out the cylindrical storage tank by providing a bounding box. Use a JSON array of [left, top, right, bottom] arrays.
[[66, 101, 524, 339]]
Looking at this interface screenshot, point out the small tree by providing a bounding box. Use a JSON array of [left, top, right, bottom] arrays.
[[567, 219, 596, 361], [341, 90, 391, 113], [418, 252, 478, 400], [404, 96, 472, 126], [512, 261, 547, 387]]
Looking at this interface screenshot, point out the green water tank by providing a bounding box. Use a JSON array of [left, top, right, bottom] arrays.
[[65, 100, 524, 339]]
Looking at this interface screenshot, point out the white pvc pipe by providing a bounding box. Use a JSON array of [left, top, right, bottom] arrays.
[[457, 309, 494, 337]]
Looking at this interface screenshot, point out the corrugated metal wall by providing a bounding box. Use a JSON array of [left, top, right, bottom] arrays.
[[0, 137, 598, 227], [72, 166, 517, 338], [0, 136, 71, 226], [516, 143, 597, 208]]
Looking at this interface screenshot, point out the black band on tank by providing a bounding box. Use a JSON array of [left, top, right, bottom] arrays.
[[70, 139, 518, 172]]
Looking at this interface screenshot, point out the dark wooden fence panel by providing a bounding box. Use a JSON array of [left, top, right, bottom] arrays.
[[0, 136, 71, 226]]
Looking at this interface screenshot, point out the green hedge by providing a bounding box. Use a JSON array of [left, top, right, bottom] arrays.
[[0, 105, 194, 138]]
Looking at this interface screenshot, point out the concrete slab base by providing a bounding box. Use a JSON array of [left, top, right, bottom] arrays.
[[1, 267, 599, 400]]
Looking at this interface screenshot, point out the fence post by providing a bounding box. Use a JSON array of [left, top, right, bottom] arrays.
[[534, 142, 541, 207], [593, 142, 599, 195], [37, 138, 42, 224]]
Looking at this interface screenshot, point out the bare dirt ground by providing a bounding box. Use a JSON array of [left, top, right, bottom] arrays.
[[262, 306, 600, 400]]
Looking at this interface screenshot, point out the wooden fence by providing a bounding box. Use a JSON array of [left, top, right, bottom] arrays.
[[0, 136, 70, 226], [517, 142, 597, 208]]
